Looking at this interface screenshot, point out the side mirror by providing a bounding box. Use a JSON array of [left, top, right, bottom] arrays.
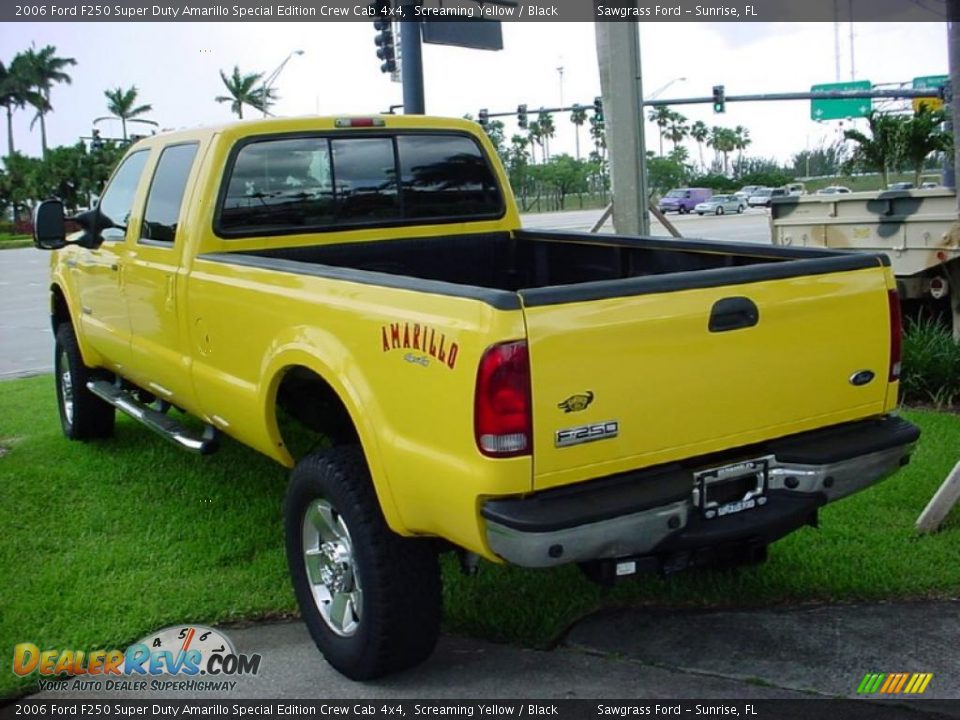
[[33, 200, 67, 250]]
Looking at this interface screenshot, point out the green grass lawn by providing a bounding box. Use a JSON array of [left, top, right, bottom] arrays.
[[0, 233, 31, 249], [2, 375, 959, 697]]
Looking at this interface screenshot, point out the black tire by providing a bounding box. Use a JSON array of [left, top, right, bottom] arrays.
[[737, 205, 744, 214], [716, 207, 724, 215], [285, 446, 441, 680], [697, 212, 704, 216], [54, 322, 115, 440]]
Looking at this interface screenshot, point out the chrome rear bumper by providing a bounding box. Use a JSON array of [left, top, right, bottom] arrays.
[[482, 416, 918, 569]]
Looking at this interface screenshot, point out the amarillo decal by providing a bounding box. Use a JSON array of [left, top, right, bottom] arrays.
[[381, 322, 458, 370]]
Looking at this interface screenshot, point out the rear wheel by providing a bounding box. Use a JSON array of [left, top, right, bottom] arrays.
[[285, 446, 441, 680], [54, 323, 115, 440], [737, 205, 744, 214], [716, 207, 724, 216]]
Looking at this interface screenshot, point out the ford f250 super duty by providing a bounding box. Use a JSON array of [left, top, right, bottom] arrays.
[[32, 115, 919, 680]]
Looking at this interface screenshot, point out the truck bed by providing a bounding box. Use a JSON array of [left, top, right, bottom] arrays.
[[222, 229, 884, 305]]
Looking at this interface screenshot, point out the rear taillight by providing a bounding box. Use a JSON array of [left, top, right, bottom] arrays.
[[888, 289, 902, 382], [474, 341, 532, 458]]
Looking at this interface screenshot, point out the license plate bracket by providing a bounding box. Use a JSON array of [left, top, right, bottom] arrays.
[[693, 456, 772, 520]]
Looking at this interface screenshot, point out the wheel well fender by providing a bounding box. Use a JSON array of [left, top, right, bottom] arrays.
[[260, 346, 404, 533]]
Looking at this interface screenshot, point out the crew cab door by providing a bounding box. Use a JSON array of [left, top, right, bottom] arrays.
[[124, 142, 202, 405], [75, 149, 150, 369]]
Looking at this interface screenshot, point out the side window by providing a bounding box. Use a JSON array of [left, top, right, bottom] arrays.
[[139, 143, 199, 245], [98, 150, 149, 242]]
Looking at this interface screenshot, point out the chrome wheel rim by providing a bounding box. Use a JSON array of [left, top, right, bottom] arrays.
[[59, 350, 74, 424], [302, 499, 362, 637]]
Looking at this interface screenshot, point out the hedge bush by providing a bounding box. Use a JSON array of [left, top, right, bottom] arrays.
[[901, 317, 960, 408]]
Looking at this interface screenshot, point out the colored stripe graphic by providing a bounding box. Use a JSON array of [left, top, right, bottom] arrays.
[[857, 673, 932, 695]]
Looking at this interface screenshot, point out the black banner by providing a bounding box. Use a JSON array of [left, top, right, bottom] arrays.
[[2, 700, 960, 720], [0, 0, 947, 23]]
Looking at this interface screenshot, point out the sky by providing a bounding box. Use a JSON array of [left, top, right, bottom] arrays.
[[0, 21, 949, 168]]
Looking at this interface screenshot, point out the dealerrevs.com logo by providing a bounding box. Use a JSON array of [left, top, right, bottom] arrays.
[[13, 625, 261, 693]]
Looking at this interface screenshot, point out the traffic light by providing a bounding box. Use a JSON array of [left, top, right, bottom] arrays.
[[712, 85, 725, 113], [517, 104, 528, 129], [478, 108, 489, 128], [593, 96, 604, 123], [373, 12, 396, 74]]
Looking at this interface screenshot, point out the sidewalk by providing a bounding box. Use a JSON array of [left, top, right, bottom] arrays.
[[29, 600, 960, 706]]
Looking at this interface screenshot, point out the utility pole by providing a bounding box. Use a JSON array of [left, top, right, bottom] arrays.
[[399, 2, 425, 114], [948, 0, 960, 191], [595, 22, 649, 235]]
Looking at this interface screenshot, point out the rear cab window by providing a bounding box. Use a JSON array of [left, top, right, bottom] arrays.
[[216, 132, 503, 237]]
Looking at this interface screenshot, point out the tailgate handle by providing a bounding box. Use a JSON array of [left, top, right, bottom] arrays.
[[709, 297, 759, 332]]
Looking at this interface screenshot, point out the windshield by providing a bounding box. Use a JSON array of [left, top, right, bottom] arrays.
[[665, 190, 687, 198]]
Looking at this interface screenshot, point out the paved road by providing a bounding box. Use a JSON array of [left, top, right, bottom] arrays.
[[0, 211, 774, 378], [29, 600, 960, 705], [523, 206, 774, 244], [0, 247, 51, 378]]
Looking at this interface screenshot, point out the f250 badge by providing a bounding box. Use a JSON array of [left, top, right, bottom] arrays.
[[558, 391, 594, 413], [555, 420, 619, 448]]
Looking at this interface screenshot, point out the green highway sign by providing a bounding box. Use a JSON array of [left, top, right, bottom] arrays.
[[912, 75, 948, 112], [810, 81, 872, 121]]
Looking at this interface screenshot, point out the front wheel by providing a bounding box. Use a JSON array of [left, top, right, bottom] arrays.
[[716, 207, 724, 216], [737, 205, 744, 214], [54, 323, 115, 440], [285, 446, 441, 680]]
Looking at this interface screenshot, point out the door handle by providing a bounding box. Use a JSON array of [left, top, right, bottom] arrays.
[[709, 297, 759, 332]]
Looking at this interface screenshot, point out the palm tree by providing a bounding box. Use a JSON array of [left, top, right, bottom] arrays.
[[95, 86, 157, 141], [0, 54, 35, 157], [689, 120, 708, 171], [570, 104, 588, 160], [538, 109, 555, 161], [21, 44, 76, 155], [733, 125, 752, 176], [527, 120, 542, 164], [900, 107, 951, 186], [666, 112, 688, 154], [215, 65, 275, 119], [709, 126, 738, 176], [648, 105, 672, 156], [843, 111, 905, 188]]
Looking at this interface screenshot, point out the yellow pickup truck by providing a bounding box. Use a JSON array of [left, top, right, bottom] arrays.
[[33, 115, 919, 680]]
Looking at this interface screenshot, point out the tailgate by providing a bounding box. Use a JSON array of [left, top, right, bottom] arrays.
[[520, 265, 893, 491]]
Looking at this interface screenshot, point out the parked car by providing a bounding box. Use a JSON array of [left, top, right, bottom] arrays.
[[786, 182, 806, 196], [658, 187, 712, 214], [816, 186, 852, 195], [920, 182, 939, 189], [695, 194, 745, 215], [733, 185, 760, 203], [747, 187, 788, 208], [887, 182, 915, 191]]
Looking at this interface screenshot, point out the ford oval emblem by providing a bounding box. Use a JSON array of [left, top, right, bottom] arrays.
[[849, 370, 875, 387]]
